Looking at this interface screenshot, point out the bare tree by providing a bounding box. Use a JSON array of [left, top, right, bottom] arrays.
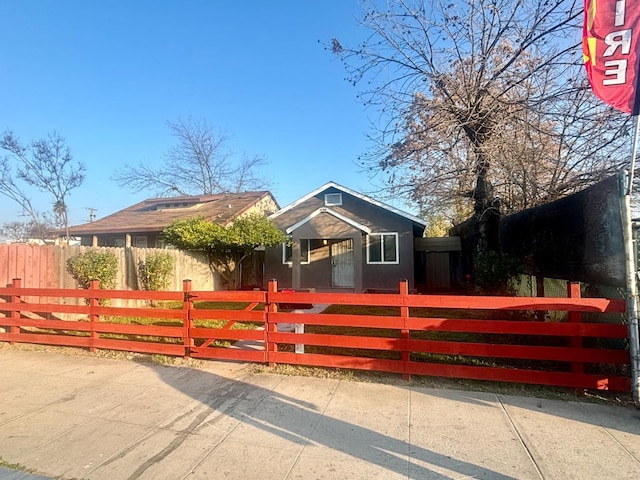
[[332, 0, 631, 254], [0, 131, 85, 241], [112, 117, 270, 197], [0, 219, 57, 243]]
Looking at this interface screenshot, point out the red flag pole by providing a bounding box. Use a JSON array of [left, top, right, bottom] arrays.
[[620, 171, 640, 405], [584, 0, 640, 405], [629, 115, 639, 194]]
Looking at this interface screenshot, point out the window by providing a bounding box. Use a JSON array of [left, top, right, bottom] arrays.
[[133, 236, 147, 248], [324, 193, 342, 206], [282, 239, 310, 264], [367, 233, 398, 264]]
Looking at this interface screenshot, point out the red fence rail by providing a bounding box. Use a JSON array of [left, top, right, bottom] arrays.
[[0, 278, 630, 392]]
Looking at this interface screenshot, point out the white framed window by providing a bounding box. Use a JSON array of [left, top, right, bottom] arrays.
[[367, 233, 399, 264], [282, 239, 310, 264], [324, 193, 342, 206]]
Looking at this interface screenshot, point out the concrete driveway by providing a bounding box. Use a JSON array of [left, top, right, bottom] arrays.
[[0, 347, 639, 479]]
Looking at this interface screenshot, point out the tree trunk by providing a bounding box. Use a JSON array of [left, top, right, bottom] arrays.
[[472, 151, 500, 256]]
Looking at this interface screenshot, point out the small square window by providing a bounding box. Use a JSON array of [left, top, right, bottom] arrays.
[[324, 193, 342, 206]]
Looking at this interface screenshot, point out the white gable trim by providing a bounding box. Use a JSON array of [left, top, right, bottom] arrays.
[[271, 181, 427, 227], [285, 207, 372, 234]]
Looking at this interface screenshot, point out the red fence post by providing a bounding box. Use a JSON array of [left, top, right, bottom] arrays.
[[89, 280, 100, 353], [567, 282, 584, 394], [266, 279, 278, 366], [9, 278, 21, 344], [400, 280, 411, 381], [183, 279, 194, 359]]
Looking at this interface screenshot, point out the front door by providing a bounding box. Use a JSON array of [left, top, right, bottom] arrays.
[[331, 239, 354, 288]]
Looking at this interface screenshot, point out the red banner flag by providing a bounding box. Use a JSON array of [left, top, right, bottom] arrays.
[[583, 0, 640, 114]]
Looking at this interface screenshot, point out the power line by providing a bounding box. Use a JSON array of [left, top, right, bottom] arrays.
[[84, 207, 97, 222]]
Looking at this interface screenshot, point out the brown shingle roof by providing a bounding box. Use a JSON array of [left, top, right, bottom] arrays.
[[68, 191, 277, 235]]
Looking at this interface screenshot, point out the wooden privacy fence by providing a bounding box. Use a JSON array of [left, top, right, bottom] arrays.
[[0, 244, 215, 296], [0, 279, 630, 392]]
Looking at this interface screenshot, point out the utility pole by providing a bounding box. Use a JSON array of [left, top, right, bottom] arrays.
[[85, 207, 97, 222]]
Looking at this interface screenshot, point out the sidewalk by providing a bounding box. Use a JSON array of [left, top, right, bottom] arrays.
[[0, 347, 639, 480]]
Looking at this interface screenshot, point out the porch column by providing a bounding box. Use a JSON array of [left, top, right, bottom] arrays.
[[92, 235, 98, 247], [292, 236, 301, 290], [125, 234, 131, 248], [353, 233, 363, 292]]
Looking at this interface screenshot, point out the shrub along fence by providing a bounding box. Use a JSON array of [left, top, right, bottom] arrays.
[[0, 244, 214, 297], [0, 278, 630, 392]]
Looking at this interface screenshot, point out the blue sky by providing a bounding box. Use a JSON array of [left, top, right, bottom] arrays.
[[0, 0, 392, 227]]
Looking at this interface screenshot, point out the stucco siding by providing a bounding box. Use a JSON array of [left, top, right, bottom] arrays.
[[362, 229, 415, 291], [264, 245, 292, 288]]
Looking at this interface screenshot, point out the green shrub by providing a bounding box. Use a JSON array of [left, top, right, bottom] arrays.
[[473, 251, 521, 295], [138, 252, 174, 291], [67, 251, 118, 290]]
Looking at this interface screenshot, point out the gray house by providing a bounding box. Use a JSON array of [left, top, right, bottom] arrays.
[[265, 182, 427, 292]]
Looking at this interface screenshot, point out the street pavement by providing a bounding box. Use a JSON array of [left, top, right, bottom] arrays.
[[0, 347, 639, 480]]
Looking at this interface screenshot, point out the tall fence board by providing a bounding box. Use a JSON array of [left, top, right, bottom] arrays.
[[0, 244, 216, 303], [501, 175, 624, 286], [450, 175, 626, 288]]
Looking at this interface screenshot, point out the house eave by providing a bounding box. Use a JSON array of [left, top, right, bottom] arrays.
[[271, 181, 428, 229], [68, 226, 163, 236], [285, 207, 372, 235]]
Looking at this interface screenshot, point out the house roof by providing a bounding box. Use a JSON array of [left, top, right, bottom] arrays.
[[270, 181, 427, 235], [68, 191, 278, 235]]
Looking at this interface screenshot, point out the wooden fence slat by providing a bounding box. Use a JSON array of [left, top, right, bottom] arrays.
[[406, 361, 630, 391], [190, 310, 265, 322], [190, 347, 265, 362], [2, 301, 92, 315], [267, 291, 626, 312], [190, 327, 265, 341], [406, 318, 629, 338], [272, 312, 403, 329], [270, 332, 401, 350], [2, 318, 93, 331], [271, 313, 628, 338], [0, 332, 92, 348], [0, 245, 8, 286], [190, 290, 267, 302], [93, 323, 185, 337], [92, 338, 185, 356], [90, 306, 186, 319], [270, 351, 405, 373]]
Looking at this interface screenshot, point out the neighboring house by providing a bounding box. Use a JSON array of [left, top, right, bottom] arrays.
[[67, 191, 279, 248], [265, 182, 427, 293]]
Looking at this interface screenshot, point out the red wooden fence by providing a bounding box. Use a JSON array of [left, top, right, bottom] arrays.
[[0, 278, 630, 392]]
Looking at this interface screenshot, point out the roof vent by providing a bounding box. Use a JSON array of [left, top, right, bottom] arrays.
[[325, 193, 342, 206]]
